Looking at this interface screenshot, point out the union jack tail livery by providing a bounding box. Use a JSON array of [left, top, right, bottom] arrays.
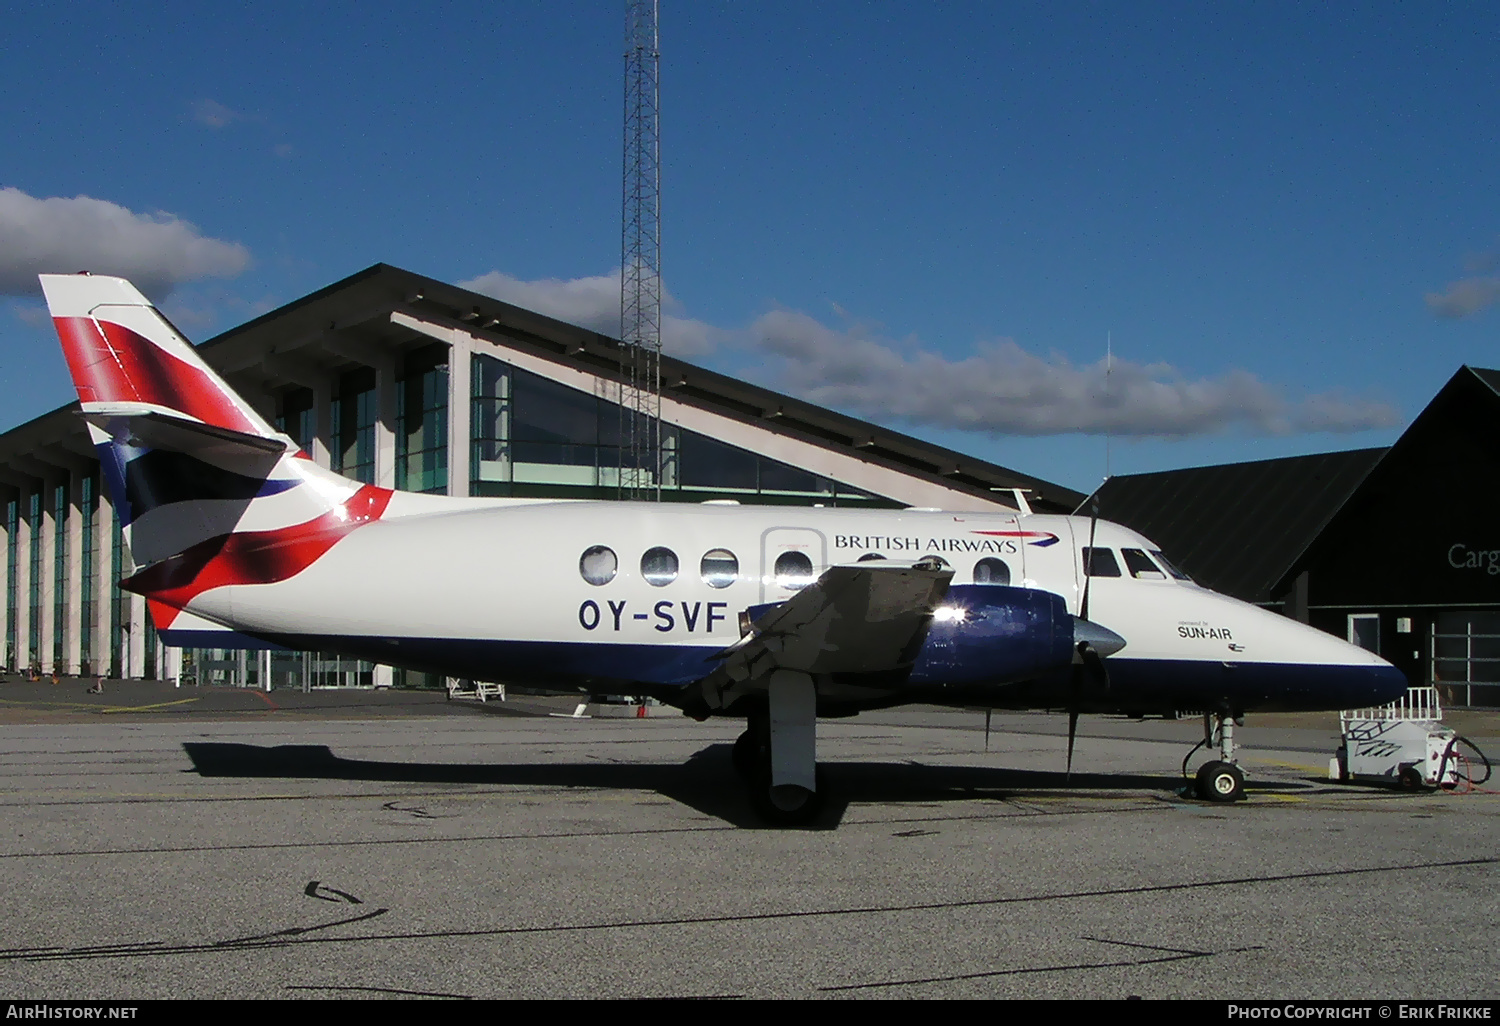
[[39, 273, 389, 642]]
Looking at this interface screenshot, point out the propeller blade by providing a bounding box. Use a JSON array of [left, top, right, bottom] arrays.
[[1079, 641, 1110, 692], [1066, 708, 1079, 778], [1080, 501, 1100, 621]]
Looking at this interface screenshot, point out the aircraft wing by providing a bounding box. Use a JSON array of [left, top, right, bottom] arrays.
[[717, 558, 954, 684]]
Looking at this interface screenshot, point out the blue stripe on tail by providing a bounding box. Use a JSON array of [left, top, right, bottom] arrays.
[[95, 442, 297, 527]]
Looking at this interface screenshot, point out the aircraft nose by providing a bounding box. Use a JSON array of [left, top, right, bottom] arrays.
[[1359, 661, 1411, 707]]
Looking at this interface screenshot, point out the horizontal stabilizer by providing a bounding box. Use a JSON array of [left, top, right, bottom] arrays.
[[83, 407, 294, 459]]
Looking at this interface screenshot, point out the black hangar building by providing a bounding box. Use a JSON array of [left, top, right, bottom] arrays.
[[1095, 366, 1500, 707]]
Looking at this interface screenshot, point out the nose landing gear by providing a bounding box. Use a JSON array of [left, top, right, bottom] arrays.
[[1187, 710, 1246, 802]]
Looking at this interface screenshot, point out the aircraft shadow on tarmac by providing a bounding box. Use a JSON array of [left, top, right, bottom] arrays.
[[181, 741, 1316, 829]]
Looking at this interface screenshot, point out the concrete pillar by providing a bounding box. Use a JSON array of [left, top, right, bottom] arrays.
[[128, 591, 147, 679], [312, 377, 334, 469], [0, 489, 11, 672], [14, 489, 31, 673], [162, 645, 181, 685], [375, 354, 397, 489], [39, 481, 56, 675], [95, 489, 113, 678], [65, 471, 84, 675], [446, 340, 471, 498]]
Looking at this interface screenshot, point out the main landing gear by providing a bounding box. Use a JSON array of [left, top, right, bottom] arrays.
[[732, 671, 826, 826], [1188, 710, 1246, 802]]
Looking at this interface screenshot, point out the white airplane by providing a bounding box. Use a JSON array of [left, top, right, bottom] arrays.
[[40, 273, 1407, 823]]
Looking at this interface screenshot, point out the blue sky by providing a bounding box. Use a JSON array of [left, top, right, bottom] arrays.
[[2, 1, 1497, 492]]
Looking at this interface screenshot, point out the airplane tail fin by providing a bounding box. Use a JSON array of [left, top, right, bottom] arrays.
[[40, 273, 389, 639], [43, 273, 281, 440]]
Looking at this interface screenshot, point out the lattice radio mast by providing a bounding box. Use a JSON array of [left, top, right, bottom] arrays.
[[620, 0, 662, 499]]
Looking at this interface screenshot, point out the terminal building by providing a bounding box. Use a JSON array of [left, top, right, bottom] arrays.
[[0, 263, 1081, 688], [1096, 366, 1500, 708]]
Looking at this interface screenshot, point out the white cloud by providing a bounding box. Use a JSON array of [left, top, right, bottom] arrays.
[[459, 269, 1398, 439], [459, 269, 723, 356], [751, 309, 1399, 438], [8, 300, 48, 327], [1427, 242, 1500, 318], [0, 188, 250, 297], [1426, 275, 1500, 318], [192, 98, 241, 128]]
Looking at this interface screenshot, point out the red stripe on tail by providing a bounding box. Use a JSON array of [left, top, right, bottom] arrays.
[[125, 485, 394, 627], [53, 316, 260, 433]]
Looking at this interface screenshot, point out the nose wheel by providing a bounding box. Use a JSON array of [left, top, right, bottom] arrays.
[[1188, 710, 1248, 802], [1195, 759, 1245, 801]]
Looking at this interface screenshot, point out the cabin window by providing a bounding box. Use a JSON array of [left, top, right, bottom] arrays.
[[1081, 547, 1122, 578], [580, 545, 618, 586], [1121, 548, 1166, 580], [774, 550, 816, 590], [1150, 550, 1192, 581], [700, 549, 739, 589], [641, 547, 679, 587], [973, 557, 1011, 585]]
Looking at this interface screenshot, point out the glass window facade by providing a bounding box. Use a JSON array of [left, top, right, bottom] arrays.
[[397, 345, 448, 494], [470, 354, 892, 507], [28, 491, 40, 669], [5, 497, 16, 670], [332, 368, 377, 484], [52, 482, 66, 668], [278, 388, 316, 453], [112, 517, 125, 678]]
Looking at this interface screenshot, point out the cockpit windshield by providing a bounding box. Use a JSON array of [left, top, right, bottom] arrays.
[[1150, 550, 1192, 581]]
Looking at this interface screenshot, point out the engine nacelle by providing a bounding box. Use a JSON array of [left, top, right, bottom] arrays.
[[907, 585, 1077, 685]]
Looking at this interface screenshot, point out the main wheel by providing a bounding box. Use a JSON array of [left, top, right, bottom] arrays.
[[731, 730, 759, 778], [1195, 760, 1245, 802], [748, 766, 827, 826]]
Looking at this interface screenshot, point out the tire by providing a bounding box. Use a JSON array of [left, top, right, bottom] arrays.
[[731, 730, 758, 778], [1195, 760, 1245, 802], [1397, 764, 1428, 792], [748, 765, 827, 827]]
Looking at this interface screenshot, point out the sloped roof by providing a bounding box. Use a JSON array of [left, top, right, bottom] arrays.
[[199, 263, 1085, 512], [0, 263, 1084, 513], [1272, 365, 1500, 602], [1091, 447, 1388, 603]]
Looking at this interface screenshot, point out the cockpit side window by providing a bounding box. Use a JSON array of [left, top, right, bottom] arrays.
[[1122, 548, 1166, 580], [1081, 547, 1122, 578], [1150, 550, 1192, 581]]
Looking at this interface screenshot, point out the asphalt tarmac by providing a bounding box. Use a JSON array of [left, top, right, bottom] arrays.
[[0, 679, 1496, 1000]]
